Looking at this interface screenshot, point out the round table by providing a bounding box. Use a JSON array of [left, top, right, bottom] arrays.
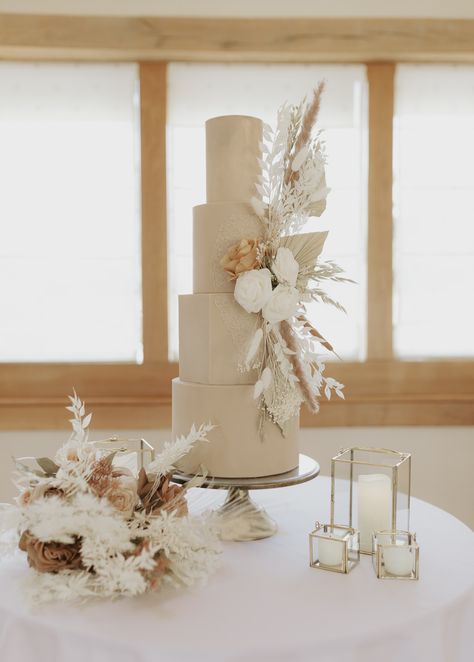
[[0, 477, 472, 662]]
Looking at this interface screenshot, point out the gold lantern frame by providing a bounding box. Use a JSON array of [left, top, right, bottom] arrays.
[[93, 436, 155, 471], [330, 447, 412, 554], [372, 530, 420, 580], [309, 522, 360, 574]]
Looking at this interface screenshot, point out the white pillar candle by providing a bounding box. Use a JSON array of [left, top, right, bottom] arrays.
[[357, 473, 392, 553], [318, 535, 344, 567]]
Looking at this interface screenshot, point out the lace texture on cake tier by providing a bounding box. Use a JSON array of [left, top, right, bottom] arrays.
[[214, 295, 260, 371], [213, 212, 263, 291]]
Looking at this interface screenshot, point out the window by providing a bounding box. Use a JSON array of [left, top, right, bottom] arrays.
[[167, 63, 368, 362], [393, 65, 474, 358], [0, 63, 142, 362]]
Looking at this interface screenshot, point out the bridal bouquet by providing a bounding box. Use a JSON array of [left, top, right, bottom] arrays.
[[221, 83, 350, 433], [0, 393, 220, 604]]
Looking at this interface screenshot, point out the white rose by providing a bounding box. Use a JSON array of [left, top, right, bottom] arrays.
[[262, 285, 299, 324], [272, 247, 299, 287], [234, 268, 273, 314]]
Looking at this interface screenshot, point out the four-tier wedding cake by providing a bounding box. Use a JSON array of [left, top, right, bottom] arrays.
[[173, 86, 346, 480], [173, 116, 299, 478]]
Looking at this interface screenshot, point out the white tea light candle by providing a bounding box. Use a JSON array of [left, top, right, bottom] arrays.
[[358, 474, 392, 553], [383, 544, 413, 576], [309, 523, 360, 574], [373, 530, 419, 580], [376, 532, 414, 576], [318, 535, 344, 567]]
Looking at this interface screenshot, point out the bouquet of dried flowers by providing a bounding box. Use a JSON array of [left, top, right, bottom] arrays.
[[220, 83, 350, 434], [0, 393, 220, 604]]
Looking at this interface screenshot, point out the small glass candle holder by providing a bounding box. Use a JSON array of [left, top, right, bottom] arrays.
[[372, 530, 419, 580], [309, 522, 360, 574], [93, 437, 155, 472]]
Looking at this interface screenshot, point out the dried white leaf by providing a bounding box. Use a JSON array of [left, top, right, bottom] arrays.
[[261, 367, 272, 390], [253, 380, 264, 399], [310, 186, 331, 203], [250, 196, 266, 218], [245, 328, 263, 367], [72, 419, 82, 431]]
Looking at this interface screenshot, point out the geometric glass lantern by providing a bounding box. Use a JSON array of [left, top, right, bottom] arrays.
[[93, 437, 155, 472], [330, 448, 411, 554], [309, 522, 360, 573], [372, 530, 419, 580]]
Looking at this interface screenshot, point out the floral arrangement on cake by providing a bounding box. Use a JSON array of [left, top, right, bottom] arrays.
[[0, 393, 220, 604], [220, 83, 349, 433]]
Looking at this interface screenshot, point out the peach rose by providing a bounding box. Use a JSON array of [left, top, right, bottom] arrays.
[[20, 482, 63, 506], [19, 531, 83, 573], [104, 475, 138, 516], [220, 239, 261, 279]]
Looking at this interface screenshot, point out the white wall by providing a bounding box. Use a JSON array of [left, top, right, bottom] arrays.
[[1, 0, 474, 18], [1, 427, 472, 529]]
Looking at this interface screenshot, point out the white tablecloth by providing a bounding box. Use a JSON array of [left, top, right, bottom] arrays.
[[0, 476, 473, 662]]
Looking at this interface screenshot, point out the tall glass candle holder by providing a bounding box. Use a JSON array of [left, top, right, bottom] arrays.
[[372, 530, 419, 580], [93, 437, 155, 472], [330, 448, 411, 554], [309, 522, 359, 573]]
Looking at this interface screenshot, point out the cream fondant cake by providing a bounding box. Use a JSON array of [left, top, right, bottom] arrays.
[[173, 115, 299, 478]]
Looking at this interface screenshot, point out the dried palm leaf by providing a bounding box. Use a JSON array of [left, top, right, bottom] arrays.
[[280, 231, 328, 272]]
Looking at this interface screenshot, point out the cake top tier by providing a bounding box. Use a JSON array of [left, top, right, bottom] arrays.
[[206, 115, 262, 203]]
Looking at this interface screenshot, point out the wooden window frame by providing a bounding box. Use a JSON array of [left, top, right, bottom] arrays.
[[0, 14, 473, 428]]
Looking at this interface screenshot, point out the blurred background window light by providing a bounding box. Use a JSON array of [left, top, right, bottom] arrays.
[[0, 62, 143, 363], [393, 64, 474, 359]]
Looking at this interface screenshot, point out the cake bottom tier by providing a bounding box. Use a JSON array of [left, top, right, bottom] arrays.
[[172, 378, 299, 478]]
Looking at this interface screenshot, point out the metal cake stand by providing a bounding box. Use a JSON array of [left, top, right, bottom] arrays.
[[172, 454, 320, 542]]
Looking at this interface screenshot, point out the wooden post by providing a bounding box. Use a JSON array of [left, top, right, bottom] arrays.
[[367, 63, 395, 360], [140, 61, 168, 362]]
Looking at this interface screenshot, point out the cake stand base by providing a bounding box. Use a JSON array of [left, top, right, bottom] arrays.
[[172, 454, 320, 542], [217, 487, 278, 541]]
